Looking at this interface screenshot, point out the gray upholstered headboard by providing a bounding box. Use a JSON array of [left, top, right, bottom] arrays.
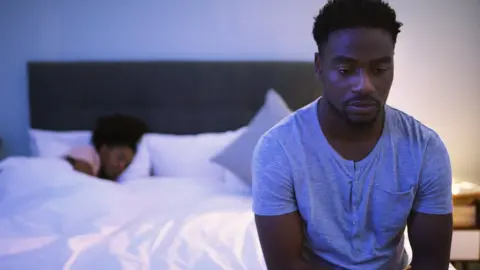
[[28, 61, 321, 134]]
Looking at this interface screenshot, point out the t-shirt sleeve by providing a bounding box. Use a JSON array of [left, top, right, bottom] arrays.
[[252, 133, 297, 216], [412, 132, 453, 215]]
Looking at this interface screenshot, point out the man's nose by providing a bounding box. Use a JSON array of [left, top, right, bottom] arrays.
[[352, 69, 375, 94]]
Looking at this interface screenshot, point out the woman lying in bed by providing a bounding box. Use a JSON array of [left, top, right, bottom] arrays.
[[64, 114, 148, 181]]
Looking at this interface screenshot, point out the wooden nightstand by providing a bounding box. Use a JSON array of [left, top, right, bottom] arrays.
[[453, 193, 480, 229], [451, 230, 480, 260], [451, 230, 480, 270], [451, 194, 480, 269]]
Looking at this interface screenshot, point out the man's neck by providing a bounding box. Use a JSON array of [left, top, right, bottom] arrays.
[[317, 98, 385, 142]]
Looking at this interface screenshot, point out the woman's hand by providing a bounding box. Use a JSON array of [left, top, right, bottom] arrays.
[[72, 160, 95, 176]]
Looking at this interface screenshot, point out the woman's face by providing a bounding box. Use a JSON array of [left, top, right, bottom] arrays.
[[98, 145, 134, 180]]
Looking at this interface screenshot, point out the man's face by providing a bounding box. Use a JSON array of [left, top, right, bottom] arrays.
[[315, 28, 395, 124], [99, 145, 134, 180]]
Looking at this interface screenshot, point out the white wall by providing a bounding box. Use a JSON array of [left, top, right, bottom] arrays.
[[389, 0, 480, 183], [0, 0, 478, 182]]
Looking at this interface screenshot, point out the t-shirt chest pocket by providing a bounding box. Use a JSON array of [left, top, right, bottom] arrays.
[[371, 183, 416, 232]]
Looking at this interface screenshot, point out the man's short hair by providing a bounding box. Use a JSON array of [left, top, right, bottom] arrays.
[[313, 0, 403, 51]]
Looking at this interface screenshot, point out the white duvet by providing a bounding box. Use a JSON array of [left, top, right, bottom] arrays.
[[0, 157, 455, 270], [0, 157, 264, 270]]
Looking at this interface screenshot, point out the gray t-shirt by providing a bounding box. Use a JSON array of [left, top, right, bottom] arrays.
[[252, 100, 452, 270]]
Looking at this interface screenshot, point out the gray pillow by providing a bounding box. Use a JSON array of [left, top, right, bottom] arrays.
[[211, 89, 292, 185]]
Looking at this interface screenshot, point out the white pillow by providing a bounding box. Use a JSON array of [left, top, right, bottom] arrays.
[[30, 129, 91, 157], [211, 89, 292, 186], [116, 136, 151, 183], [29, 129, 151, 181], [146, 128, 246, 180], [222, 169, 252, 196]]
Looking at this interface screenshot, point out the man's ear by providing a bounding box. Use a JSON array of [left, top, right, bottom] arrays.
[[314, 52, 323, 80]]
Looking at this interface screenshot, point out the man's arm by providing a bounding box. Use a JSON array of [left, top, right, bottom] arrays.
[[252, 134, 328, 270], [256, 213, 328, 270], [408, 212, 452, 270], [408, 132, 453, 270]]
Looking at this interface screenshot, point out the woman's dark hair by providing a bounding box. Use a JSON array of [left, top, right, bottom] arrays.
[[313, 0, 403, 51], [91, 114, 149, 152]]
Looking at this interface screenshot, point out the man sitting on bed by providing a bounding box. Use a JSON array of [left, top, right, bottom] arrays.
[[66, 114, 148, 181], [252, 1, 453, 270]]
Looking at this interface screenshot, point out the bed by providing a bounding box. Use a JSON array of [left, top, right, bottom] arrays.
[[0, 61, 455, 269]]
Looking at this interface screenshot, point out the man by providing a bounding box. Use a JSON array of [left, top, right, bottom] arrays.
[[252, 1, 453, 270], [91, 114, 148, 181]]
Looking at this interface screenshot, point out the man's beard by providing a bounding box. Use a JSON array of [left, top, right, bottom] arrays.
[[325, 98, 382, 129]]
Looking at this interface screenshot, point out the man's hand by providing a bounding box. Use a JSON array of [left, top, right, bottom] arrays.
[[73, 159, 95, 176]]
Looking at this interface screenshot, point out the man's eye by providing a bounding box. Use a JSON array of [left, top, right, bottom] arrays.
[[338, 67, 354, 75], [373, 66, 389, 74]]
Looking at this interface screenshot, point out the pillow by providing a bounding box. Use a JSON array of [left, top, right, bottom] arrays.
[[31, 139, 72, 158], [222, 170, 252, 196], [30, 129, 91, 156], [211, 89, 292, 187], [147, 128, 245, 180], [116, 136, 152, 183], [29, 129, 151, 181]]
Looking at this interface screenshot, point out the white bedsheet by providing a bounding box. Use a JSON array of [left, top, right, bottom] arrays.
[[0, 157, 455, 270]]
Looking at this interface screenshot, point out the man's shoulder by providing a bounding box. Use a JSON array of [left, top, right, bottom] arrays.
[[386, 105, 439, 145], [262, 101, 316, 142]]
